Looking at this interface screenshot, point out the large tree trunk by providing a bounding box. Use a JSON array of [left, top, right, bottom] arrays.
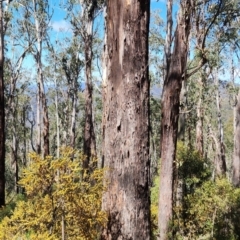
[[83, 1, 97, 168], [101, 1, 151, 239], [0, 0, 5, 207], [233, 89, 240, 186], [158, 1, 192, 239]]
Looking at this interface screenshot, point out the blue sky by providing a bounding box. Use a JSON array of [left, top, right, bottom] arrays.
[[14, 0, 174, 78], [49, 0, 169, 33]]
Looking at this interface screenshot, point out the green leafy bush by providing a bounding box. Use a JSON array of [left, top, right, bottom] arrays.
[[177, 178, 240, 240]]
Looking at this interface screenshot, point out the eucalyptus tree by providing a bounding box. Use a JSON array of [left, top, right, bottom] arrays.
[[5, 54, 28, 193], [68, 0, 104, 166], [0, 0, 5, 206], [4, 9, 37, 192], [101, 0, 151, 239], [233, 80, 240, 187], [61, 38, 83, 149], [158, 1, 192, 238], [191, 0, 240, 176], [15, 0, 52, 157], [158, 0, 240, 237], [0, 0, 15, 206]]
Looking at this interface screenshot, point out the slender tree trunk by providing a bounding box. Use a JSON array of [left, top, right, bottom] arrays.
[[178, 80, 187, 142], [158, 1, 192, 239], [195, 76, 204, 156], [33, 0, 50, 157], [35, 42, 49, 157], [0, 0, 5, 207], [69, 80, 77, 149], [214, 69, 226, 176], [12, 132, 19, 194], [101, 1, 151, 239], [10, 96, 19, 193], [83, 1, 97, 168], [231, 55, 240, 186], [22, 105, 27, 167], [36, 84, 41, 154], [54, 69, 60, 158]]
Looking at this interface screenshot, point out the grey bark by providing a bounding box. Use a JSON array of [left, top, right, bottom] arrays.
[[82, 0, 97, 167], [213, 69, 226, 176]]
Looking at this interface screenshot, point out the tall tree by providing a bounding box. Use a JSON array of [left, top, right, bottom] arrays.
[[33, 0, 50, 157], [101, 0, 151, 239], [70, 0, 104, 165], [0, 0, 5, 207], [0, 0, 13, 206], [16, 0, 52, 157], [61, 40, 83, 149], [82, 0, 97, 166], [232, 51, 240, 186], [158, 1, 192, 239]]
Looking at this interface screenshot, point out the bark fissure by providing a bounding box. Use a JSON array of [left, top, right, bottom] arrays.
[[102, 1, 151, 239], [0, 0, 5, 207]]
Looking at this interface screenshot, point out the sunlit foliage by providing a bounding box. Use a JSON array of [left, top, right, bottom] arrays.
[[0, 147, 107, 240]]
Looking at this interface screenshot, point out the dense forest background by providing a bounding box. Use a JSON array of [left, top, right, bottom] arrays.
[[0, 0, 239, 239]]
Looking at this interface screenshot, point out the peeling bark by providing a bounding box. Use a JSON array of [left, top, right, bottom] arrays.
[[101, 0, 151, 239]]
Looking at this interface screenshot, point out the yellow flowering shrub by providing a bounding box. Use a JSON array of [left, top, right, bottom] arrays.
[[0, 147, 107, 240]]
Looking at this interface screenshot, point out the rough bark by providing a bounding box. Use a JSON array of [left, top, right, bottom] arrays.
[[233, 89, 240, 186], [178, 80, 187, 142], [83, 1, 97, 168], [0, 0, 5, 207], [158, 1, 192, 239], [101, 0, 151, 239]]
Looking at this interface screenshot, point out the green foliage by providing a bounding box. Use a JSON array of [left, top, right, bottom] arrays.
[[0, 194, 26, 222], [176, 142, 212, 194], [150, 143, 211, 240], [171, 144, 240, 240], [150, 172, 160, 240], [176, 178, 240, 240], [0, 147, 107, 240]]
